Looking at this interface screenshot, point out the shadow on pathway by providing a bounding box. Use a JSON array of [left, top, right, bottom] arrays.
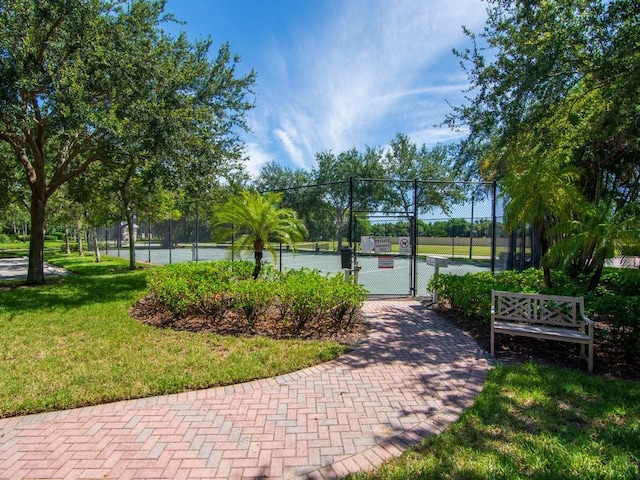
[[0, 298, 490, 480]]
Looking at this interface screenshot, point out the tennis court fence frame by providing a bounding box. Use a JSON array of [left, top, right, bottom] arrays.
[[94, 177, 529, 296]]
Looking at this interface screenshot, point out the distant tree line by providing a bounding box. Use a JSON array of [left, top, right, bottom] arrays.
[[2, 0, 638, 294]]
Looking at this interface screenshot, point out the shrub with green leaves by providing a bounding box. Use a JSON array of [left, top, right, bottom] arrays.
[[279, 269, 367, 331], [279, 269, 335, 331], [324, 274, 367, 327], [230, 279, 277, 327], [146, 261, 367, 334], [428, 267, 640, 361], [147, 260, 255, 316]]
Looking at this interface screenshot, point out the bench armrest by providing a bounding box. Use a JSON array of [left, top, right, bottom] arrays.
[[581, 314, 594, 325]]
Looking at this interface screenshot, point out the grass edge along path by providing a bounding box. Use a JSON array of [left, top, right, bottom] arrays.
[[0, 254, 348, 418], [347, 362, 640, 480]]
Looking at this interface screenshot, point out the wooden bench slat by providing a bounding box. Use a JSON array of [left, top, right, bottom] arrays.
[[491, 290, 594, 372], [493, 321, 591, 342]]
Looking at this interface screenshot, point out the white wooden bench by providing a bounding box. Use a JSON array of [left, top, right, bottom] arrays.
[[491, 290, 594, 372]]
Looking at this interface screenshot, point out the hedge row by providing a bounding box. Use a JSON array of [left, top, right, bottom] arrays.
[[428, 268, 640, 360], [147, 260, 367, 332]]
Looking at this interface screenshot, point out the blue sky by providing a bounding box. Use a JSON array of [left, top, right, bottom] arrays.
[[163, 0, 488, 178]]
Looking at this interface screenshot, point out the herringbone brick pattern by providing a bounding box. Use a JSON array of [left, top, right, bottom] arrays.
[[0, 299, 489, 479]]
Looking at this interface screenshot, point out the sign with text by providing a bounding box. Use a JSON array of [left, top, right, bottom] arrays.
[[378, 256, 395, 269], [374, 237, 391, 253]]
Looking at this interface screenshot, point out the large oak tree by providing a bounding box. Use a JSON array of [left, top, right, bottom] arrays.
[[0, 0, 255, 284]]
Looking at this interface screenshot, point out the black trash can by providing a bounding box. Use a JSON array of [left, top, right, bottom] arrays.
[[340, 247, 352, 269]]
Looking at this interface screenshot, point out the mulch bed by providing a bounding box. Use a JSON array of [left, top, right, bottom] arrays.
[[131, 295, 370, 346], [131, 296, 637, 382], [425, 301, 639, 382]]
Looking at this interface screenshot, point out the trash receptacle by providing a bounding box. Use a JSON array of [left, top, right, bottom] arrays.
[[340, 247, 352, 269]]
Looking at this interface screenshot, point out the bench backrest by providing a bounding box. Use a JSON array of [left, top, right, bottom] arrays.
[[492, 290, 585, 328]]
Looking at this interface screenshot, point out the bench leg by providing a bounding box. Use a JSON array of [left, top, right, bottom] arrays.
[[490, 324, 495, 357], [581, 343, 594, 373]]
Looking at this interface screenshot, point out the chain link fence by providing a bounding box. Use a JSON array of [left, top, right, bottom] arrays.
[[99, 178, 509, 297]]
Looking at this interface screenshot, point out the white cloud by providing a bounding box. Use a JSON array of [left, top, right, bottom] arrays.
[[244, 142, 274, 179], [249, 0, 487, 171], [273, 125, 306, 169]]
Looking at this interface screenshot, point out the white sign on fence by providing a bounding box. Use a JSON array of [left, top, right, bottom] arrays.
[[374, 237, 391, 253], [360, 236, 375, 253], [398, 237, 411, 254], [378, 256, 394, 269]]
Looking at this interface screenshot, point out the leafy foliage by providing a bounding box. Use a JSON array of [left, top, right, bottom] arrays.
[[147, 260, 255, 317], [0, 0, 255, 283], [147, 261, 367, 333], [429, 267, 640, 360], [278, 269, 367, 331], [448, 0, 640, 290]]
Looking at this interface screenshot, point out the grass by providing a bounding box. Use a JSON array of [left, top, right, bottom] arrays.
[[0, 240, 65, 259], [3, 251, 638, 478], [347, 362, 640, 480], [0, 253, 348, 418]]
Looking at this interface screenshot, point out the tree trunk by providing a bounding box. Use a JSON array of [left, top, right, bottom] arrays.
[[587, 261, 604, 292], [538, 222, 552, 288], [126, 211, 136, 270], [77, 219, 84, 257], [252, 250, 263, 279], [335, 223, 344, 250], [92, 228, 101, 263], [26, 190, 47, 285], [64, 226, 71, 254]]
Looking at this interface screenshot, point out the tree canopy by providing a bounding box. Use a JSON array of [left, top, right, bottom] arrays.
[[448, 0, 640, 288], [0, 0, 255, 283]]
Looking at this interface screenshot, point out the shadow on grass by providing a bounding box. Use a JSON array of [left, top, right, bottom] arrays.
[[0, 255, 149, 314], [349, 363, 640, 479]]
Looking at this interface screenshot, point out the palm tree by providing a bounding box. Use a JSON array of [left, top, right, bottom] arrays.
[[211, 191, 308, 279], [500, 153, 581, 288]]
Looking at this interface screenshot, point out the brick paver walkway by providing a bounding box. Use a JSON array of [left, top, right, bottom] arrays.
[[0, 299, 490, 479]]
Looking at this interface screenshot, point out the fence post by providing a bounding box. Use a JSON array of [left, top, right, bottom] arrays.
[[348, 176, 354, 251], [411, 178, 418, 297], [491, 180, 497, 273], [469, 194, 474, 259]]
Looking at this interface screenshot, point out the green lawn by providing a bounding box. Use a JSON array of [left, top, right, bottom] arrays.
[[0, 253, 348, 418], [0, 240, 64, 259], [3, 252, 638, 478], [348, 362, 640, 480]]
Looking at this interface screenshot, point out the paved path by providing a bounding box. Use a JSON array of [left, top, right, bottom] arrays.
[[0, 257, 70, 282], [0, 299, 490, 480]]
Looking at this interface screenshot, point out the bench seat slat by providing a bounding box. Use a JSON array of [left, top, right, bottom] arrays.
[[493, 321, 591, 343], [491, 290, 594, 372]]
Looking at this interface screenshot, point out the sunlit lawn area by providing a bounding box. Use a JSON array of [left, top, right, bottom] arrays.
[[348, 363, 640, 479], [0, 253, 347, 418], [2, 252, 638, 478]]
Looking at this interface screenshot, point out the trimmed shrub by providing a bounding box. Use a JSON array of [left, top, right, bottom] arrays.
[[147, 260, 255, 317], [279, 269, 334, 331], [429, 267, 640, 361], [145, 261, 367, 334], [230, 279, 276, 327]]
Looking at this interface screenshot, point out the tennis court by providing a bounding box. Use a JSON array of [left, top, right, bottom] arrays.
[[107, 244, 490, 296]]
